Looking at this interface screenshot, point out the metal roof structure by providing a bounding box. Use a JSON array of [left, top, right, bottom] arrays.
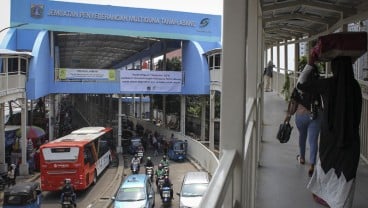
[[55, 32, 163, 69], [262, 0, 368, 47]]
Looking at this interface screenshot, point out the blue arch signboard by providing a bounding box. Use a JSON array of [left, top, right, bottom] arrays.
[[12, 0, 221, 42], [2, 0, 222, 99]]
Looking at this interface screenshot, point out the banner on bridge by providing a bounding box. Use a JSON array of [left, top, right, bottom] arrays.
[[120, 70, 182, 93]]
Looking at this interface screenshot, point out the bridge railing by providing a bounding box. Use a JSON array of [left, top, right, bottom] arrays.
[[199, 97, 258, 208]]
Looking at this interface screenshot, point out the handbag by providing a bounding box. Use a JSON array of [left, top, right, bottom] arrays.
[[276, 122, 293, 143]]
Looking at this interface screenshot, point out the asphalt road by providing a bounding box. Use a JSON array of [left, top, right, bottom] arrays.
[[38, 149, 198, 208]]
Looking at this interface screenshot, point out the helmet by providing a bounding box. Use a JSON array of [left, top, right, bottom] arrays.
[[134, 154, 138, 158], [64, 178, 71, 184], [163, 155, 167, 160], [164, 175, 170, 183], [158, 163, 163, 169], [147, 157, 151, 161]]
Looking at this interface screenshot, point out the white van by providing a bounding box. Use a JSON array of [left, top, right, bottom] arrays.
[[177, 171, 210, 208]]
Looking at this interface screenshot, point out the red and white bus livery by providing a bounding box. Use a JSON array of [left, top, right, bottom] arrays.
[[39, 127, 113, 191]]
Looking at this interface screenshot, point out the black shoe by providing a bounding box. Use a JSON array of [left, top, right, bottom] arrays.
[[308, 165, 315, 177]]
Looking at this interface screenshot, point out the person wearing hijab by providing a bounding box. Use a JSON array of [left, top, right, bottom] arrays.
[[297, 56, 362, 208]]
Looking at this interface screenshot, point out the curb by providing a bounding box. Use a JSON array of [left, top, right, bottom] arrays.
[[90, 154, 125, 208]]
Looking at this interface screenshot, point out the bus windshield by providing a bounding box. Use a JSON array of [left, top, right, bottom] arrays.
[[42, 147, 79, 162]]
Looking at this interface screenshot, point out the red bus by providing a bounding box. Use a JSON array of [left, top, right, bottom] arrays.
[[39, 126, 113, 191]]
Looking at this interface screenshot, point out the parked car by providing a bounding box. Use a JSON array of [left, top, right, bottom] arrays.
[[168, 140, 187, 161], [2, 182, 42, 208], [112, 174, 155, 208], [177, 171, 209, 208]]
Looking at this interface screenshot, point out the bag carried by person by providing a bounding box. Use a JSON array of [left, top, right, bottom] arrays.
[[277, 122, 293, 143], [313, 31, 367, 62]]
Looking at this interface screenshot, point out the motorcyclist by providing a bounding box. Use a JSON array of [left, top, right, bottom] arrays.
[[131, 154, 140, 172], [155, 163, 165, 186], [60, 178, 76, 207], [160, 175, 173, 200], [145, 157, 154, 168], [160, 155, 169, 167]]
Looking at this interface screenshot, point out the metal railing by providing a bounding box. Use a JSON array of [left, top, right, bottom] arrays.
[[200, 97, 258, 208], [0, 71, 26, 97]]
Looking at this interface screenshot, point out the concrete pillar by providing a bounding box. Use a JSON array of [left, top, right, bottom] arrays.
[[246, 1, 261, 206], [200, 96, 206, 141], [276, 44, 280, 93], [0, 103, 7, 172], [221, 0, 247, 205], [285, 41, 288, 74], [209, 91, 215, 151], [294, 42, 300, 86], [117, 94, 123, 153], [19, 97, 29, 176], [180, 95, 186, 134], [149, 95, 153, 121], [163, 95, 166, 127], [133, 94, 136, 118], [140, 94, 143, 119], [48, 94, 55, 141]]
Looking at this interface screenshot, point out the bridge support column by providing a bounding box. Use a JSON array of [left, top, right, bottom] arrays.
[[19, 97, 29, 176], [180, 95, 185, 134], [200, 96, 206, 141], [209, 91, 215, 151], [0, 103, 7, 172], [117, 94, 123, 154]]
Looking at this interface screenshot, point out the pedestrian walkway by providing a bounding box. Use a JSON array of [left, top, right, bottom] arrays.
[[256, 91, 368, 208]]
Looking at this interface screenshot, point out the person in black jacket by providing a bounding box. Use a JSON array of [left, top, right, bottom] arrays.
[[298, 56, 362, 208], [61, 178, 77, 207]]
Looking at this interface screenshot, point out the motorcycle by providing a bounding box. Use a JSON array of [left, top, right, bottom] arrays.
[[137, 149, 144, 163], [0, 171, 8, 191], [61, 194, 76, 208], [161, 186, 172, 208], [156, 175, 165, 191], [163, 166, 170, 176], [145, 166, 154, 182], [131, 161, 140, 174]]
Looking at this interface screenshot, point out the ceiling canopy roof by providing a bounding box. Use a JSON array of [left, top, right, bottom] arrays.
[[55, 32, 164, 69], [261, 0, 368, 47]]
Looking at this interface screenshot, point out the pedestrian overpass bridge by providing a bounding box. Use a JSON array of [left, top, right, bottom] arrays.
[[2, 0, 368, 207]]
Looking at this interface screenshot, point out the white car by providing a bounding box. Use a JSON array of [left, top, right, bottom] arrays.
[[177, 171, 210, 208]]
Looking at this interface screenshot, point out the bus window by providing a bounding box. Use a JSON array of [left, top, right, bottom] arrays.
[[42, 147, 79, 162]]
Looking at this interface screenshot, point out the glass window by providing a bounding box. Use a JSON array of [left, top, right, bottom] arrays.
[[181, 183, 208, 197], [115, 187, 146, 201], [214, 54, 221, 68]]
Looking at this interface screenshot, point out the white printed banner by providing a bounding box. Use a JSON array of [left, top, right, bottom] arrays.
[[59, 68, 116, 81], [120, 70, 182, 93]]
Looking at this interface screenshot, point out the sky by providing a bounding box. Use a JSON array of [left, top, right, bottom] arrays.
[[0, 0, 222, 42]]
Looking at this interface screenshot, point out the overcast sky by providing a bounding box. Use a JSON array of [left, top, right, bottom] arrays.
[[0, 0, 222, 42]]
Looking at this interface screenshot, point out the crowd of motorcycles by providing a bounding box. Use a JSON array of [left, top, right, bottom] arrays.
[[130, 151, 173, 207]]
